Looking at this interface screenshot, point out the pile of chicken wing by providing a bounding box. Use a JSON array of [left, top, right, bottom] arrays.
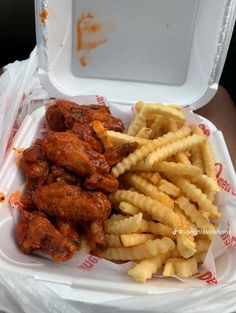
[[16, 99, 138, 262]]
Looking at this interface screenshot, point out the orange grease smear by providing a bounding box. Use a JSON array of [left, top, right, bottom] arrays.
[[39, 9, 48, 24], [0, 193, 5, 202], [80, 55, 87, 67], [9, 190, 23, 210]]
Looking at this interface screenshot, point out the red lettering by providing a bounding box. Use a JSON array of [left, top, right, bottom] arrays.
[[206, 276, 218, 285], [222, 180, 228, 189], [215, 163, 236, 196], [78, 256, 99, 270], [225, 238, 231, 246], [217, 177, 225, 188], [198, 123, 211, 136], [215, 163, 223, 179], [196, 271, 217, 285], [231, 236, 236, 247], [96, 96, 104, 102], [197, 271, 212, 281], [79, 260, 94, 270], [88, 256, 98, 264], [96, 95, 105, 105], [221, 233, 229, 241]]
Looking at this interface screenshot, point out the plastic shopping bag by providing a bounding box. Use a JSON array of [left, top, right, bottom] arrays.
[[0, 48, 49, 166]]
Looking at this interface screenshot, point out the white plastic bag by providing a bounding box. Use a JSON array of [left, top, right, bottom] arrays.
[[0, 269, 80, 313], [0, 266, 236, 313], [0, 48, 49, 166]]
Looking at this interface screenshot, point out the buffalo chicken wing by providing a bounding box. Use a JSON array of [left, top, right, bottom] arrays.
[[16, 210, 79, 263], [20, 141, 49, 210], [46, 99, 124, 132], [32, 181, 111, 223], [42, 132, 110, 176]]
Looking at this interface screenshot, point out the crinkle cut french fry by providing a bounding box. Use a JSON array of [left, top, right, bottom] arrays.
[[139, 172, 161, 186], [174, 256, 198, 277], [102, 237, 175, 261], [109, 214, 126, 221], [123, 173, 174, 209], [113, 190, 178, 227], [92, 120, 113, 149], [119, 202, 152, 220], [136, 127, 152, 139], [120, 234, 156, 247], [111, 126, 191, 177], [127, 107, 148, 136], [167, 117, 178, 132], [175, 196, 215, 240], [113, 190, 196, 258], [135, 102, 182, 113], [145, 135, 206, 169], [138, 219, 174, 239], [105, 234, 122, 247], [175, 178, 221, 219], [175, 152, 191, 165], [199, 210, 210, 220], [163, 257, 198, 278], [107, 131, 150, 146], [169, 247, 181, 258], [173, 206, 197, 258], [176, 233, 196, 259], [191, 125, 217, 180], [206, 190, 215, 203], [135, 103, 186, 121], [128, 252, 170, 283], [185, 150, 191, 158], [191, 174, 220, 193], [106, 213, 143, 234], [135, 101, 145, 113], [162, 259, 175, 276], [119, 202, 140, 216], [195, 238, 211, 252], [195, 251, 207, 263], [190, 125, 204, 136], [166, 117, 191, 165], [201, 141, 217, 181], [149, 115, 165, 139], [158, 179, 181, 198], [155, 162, 203, 177], [174, 204, 198, 236], [191, 146, 204, 170]]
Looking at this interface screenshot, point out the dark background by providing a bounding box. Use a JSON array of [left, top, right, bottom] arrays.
[[0, 0, 235, 103]]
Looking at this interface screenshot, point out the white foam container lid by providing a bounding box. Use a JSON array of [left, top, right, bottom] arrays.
[[0, 0, 236, 305], [36, 0, 236, 108]]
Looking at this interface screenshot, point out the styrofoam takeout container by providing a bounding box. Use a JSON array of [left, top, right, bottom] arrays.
[[0, 0, 236, 305]]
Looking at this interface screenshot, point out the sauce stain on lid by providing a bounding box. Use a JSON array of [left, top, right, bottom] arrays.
[[77, 12, 115, 67], [39, 9, 48, 24]]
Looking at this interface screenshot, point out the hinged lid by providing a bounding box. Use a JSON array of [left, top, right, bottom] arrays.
[[35, 0, 236, 109]]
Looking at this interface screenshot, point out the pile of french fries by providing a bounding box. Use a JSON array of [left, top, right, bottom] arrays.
[[100, 102, 221, 283]]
